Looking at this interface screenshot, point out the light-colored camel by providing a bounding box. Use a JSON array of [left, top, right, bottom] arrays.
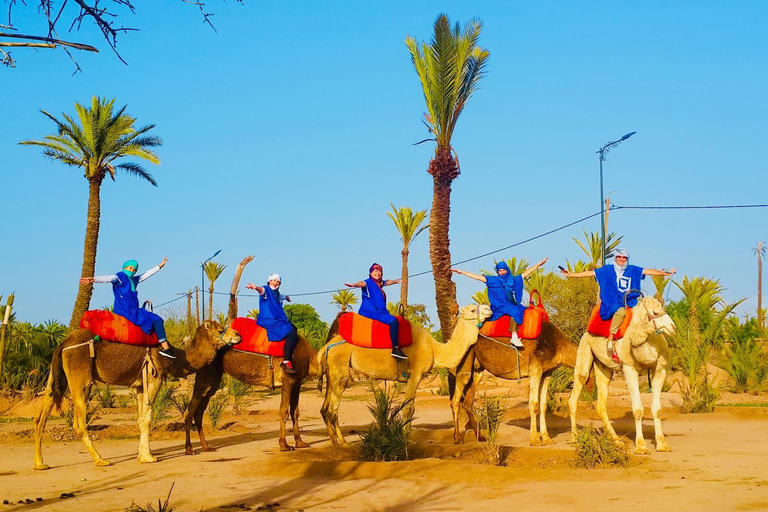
[[318, 304, 492, 446], [185, 336, 319, 453], [33, 321, 240, 469], [451, 320, 581, 446], [568, 295, 676, 454]]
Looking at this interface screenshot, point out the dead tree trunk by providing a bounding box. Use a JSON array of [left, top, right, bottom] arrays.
[[227, 256, 254, 322]]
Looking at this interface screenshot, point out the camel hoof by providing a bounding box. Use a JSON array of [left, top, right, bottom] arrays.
[[295, 440, 311, 449], [185, 448, 197, 456], [33, 464, 50, 471], [542, 436, 556, 445], [95, 459, 112, 467], [202, 446, 216, 453], [279, 445, 295, 452], [656, 443, 672, 453], [137, 455, 157, 463], [530, 437, 543, 447], [634, 446, 651, 455]]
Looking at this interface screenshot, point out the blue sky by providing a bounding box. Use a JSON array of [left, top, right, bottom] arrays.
[[2, 1, 766, 326]]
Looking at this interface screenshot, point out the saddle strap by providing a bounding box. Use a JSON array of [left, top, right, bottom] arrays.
[[62, 336, 99, 358]]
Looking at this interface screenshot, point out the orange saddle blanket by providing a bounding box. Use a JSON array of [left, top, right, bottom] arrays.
[[480, 291, 549, 340], [80, 310, 160, 347], [230, 317, 285, 357], [586, 305, 633, 339], [338, 313, 413, 348]]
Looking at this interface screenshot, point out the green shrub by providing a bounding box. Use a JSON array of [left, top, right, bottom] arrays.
[[95, 384, 116, 408], [126, 483, 175, 512], [472, 393, 511, 465], [117, 393, 132, 408], [546, 366, 574, 413], [573, 424, 629, 468], [359, 385, 413, 462], [207, 394, 228, 429], [431, 368, 451, 396], [171, 386, 192, 417], [227, 376, 251, 414], [63, 387, 99, 428], [151, 381, 177, 430]]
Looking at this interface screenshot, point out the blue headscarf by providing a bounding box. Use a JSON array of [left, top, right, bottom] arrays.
[[123, 259, 139, 292], [494, 261, 518, 305]]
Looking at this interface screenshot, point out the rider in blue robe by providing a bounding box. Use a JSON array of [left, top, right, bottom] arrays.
[[246, 274, 299, 374]]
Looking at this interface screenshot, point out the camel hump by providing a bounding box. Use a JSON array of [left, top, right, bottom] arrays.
[[230, 317, 286, 357], [80, 310, 160, 347], [337, 313, 413, 348]]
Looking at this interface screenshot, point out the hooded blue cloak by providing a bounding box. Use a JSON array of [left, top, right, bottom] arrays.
[[358, 277, 397, 324], [257, 285, 294, 341], [112, 271, 162, 334], [485, 261, 526, 323]]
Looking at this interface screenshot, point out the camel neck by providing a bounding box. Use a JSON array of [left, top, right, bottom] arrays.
[[431, 316, 478, 370], [167, 335, 219, 378]]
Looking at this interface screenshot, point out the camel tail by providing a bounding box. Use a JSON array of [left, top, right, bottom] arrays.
[[447, 372, 457, 401], [316, 348, 326, 392], [50, 344, 68, 408]]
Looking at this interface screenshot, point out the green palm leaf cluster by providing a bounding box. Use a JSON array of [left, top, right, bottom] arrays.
[[387, 204, 428, 309], [203, 262, 227, 321], [330, 289, 358, 313], [572, 230, 623, 271]]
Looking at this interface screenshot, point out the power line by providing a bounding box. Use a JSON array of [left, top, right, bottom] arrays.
[[613, 203, 768, 210]]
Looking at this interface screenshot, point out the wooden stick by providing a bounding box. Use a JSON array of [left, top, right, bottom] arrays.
[[0, 32, 98, 52]]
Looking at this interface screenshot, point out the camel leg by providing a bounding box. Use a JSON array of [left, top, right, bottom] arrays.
[[33, 374, 57, 470], [289, 380, 310, 449], [593, 363, 621, 444], [650, 366, 671, 452], [71, 383, 110, 467], [538, 373, 555, 445], [320, 370, 348, 446], [277, 382, 292, 451], [186, 365, 223, 455], [136, 378, 161, 463], [463, 371, 484, 442], [569, 341, 594, 442], [401, 373, 423, 426], [623, 364, 649, 454], [529, 365, 544, 446], [451, 358, 474, 444]]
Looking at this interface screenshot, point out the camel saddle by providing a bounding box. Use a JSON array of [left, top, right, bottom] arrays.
[[586, 304, 633, 339], [80, 310, 160, 347], [480, 291, 549, 340], [338, 312, 413, 349], [230, 317, 285, 357]]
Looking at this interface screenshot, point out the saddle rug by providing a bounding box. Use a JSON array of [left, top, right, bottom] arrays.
[[586, 305, 633, 339], [338, 313, 413, 349], [80, 310, 160, 347], [480, 308, 548, 339], [230, 317, 285, 357]]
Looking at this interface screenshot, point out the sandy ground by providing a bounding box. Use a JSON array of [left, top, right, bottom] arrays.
[[1, 377, 768, 512]]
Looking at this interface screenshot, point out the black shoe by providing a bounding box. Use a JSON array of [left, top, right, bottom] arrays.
[[280, 360, 297, 375], [159, 347, 177, 359], [391, 347, 408, 360]]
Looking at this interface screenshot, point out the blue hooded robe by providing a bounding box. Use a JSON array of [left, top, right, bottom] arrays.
[[358, 277, 397, 324], [486, 262, 527, 324], [112, 271, 162, 334], [594, 264, 645, 320], [257, 286, 293, 341]]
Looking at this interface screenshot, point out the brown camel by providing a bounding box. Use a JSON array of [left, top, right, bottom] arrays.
[[33, 321, 240, 470], [185, 336, 319, 453], [318, 304, 492, 446], [450, 320, 580, 446]]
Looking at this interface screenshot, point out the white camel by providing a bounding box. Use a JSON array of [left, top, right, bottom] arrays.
[[569, 295, 676, 454]]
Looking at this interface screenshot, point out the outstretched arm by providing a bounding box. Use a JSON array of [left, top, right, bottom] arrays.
[[384, 278, 402, 286], [80, 274, 119, 285], [643, 267, 676, 277], [246, 283, 265, 294], [521, 257, 548, 279], [451, 269, 487, 283], [560, 268, 596, 278], [344, 281, 366, 288], [137, 257, 168, 283]]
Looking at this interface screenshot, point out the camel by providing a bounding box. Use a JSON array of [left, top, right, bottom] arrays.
[[318, 304, 492, 446], [184, 336, 319, 453], [450, 320, 581, 446], [568, 295, 676, 455], [33, 320, 241, 470]]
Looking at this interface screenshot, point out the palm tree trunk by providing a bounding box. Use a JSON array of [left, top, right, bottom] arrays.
[[400, 247, 409, 310], [195, 286, 200, 326], [758, 246, 764, 328], [69, 179, 102, 330], [429, 148, 459, 340], [208, 283, 214, 321]]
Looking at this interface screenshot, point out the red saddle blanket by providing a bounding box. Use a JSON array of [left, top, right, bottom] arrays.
[[80, 310, 160, 347], [338, 313, 413, 348], [586, 305, 633, 339], [480, 291, 549, 340], [230, 317, 285, 357]]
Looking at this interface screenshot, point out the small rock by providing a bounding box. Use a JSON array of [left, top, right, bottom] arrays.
[[2, 500, 8, 505], [25, 499, 33, 504], [272, 504, 280, 507], [36, 498, 43, 502], [17, 501, 23, 505]]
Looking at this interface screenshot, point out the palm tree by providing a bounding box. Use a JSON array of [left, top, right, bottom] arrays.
[[674, 276, 726, 339], [651, 275, 671, 304], [203, 261, 227, 321], [753, 242, 766, 329], [20, 96, 161, 329], [573, 230, 623, 270], [387, 204, 428, 309], [330, 289, 358, 313], [406, 14, 489, 339]]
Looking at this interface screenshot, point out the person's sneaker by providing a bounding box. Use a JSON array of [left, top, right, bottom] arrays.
[[280, 360, 297, 375], [159, 347, 177, 359], [391, 347, 408, 360], [510, 332, 524, 348]]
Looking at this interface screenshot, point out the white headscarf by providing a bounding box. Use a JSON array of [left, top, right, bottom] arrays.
[[613, 248, 629, 281], [267, 273, 281, 290]]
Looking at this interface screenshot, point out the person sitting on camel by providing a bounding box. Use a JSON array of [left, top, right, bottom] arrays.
[[453, 257, 548, 348], [80, 257, 177, 358], [344, 263, 405, 360], [560, 248, 676, 363], [245, 274, 299, 375]]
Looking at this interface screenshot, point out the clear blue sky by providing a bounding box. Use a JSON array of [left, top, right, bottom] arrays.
[[2, 1, 766, 327]]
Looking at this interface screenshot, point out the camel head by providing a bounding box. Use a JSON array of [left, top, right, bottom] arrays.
[[197, 320, 242, 350], [639, 296, 675, 337], [458, 303, 493, 326]]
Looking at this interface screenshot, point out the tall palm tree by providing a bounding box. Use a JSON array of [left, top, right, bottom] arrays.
[[330, 289, 358, 313], [20, 96, 161, 329], [406, 14, 489, 339], [203, 261, 227, 321], [573, 230, 623, 270], [387, 204, 428, 309], [753, 242, 766, 329]]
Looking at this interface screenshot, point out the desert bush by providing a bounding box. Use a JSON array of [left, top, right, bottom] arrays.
[[546, 366, 574, 413], [95, 384, 116, 408], [126, 483, 175, 512], [721, 317, 767, 392], [207, 394, 228, 429], [572, 424, 628, 468], [64, 386, 99, 428], [151, 381, 177, 430], [2, 319, 65, 391], [431, 368, 451, 396], [117, 393, 132, 408], [227, 376, 251, 414], [359, 385, 413, 462], [472, 393, 511, 465], [671, 316, 719, 413], [171, 385, 193, 417]]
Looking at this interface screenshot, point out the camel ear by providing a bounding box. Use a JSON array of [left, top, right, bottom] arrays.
[[203, 320, 211, 330]]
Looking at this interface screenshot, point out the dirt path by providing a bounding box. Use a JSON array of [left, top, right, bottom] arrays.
[[1, 381, 767, 511]]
